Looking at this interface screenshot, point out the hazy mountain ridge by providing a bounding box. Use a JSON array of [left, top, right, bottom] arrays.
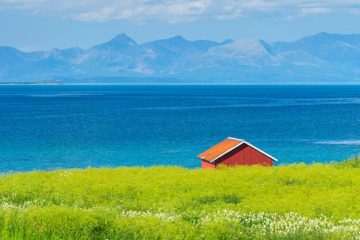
[[1, 32, 360, 83]]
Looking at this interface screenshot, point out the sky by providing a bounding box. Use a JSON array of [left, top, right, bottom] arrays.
[[1, 0, 360, 51]]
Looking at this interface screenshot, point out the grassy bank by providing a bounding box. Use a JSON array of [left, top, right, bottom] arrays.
[[0, 160, 359, 239]]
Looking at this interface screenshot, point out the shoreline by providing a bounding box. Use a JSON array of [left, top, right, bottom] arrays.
[[1, 157, 358, 175]]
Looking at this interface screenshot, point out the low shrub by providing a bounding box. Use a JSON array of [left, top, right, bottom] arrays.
[[0, 163, 359, 239]]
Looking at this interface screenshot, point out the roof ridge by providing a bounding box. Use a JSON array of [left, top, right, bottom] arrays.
[[227, 137, 243, 142]]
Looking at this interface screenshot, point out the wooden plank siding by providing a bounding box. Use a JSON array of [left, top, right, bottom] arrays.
[[201, 160, 216, 169], [215, 143, 273, 167]]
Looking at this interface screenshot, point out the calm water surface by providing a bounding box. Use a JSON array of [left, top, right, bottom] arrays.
[[1, 85, 360, 172]]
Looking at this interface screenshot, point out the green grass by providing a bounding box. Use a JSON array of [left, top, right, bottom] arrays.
[[0, 159, 359, 239]]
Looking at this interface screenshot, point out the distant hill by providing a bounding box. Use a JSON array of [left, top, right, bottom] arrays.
[[1, 32, 360, 83]]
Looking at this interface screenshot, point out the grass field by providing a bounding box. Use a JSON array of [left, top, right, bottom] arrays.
[[0, 159, 359, 239]]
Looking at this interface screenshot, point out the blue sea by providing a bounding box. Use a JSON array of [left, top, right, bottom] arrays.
[[1, 85, 360, 172]]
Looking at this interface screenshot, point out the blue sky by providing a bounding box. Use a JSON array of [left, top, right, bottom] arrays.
[[1, 0, 360, 51]]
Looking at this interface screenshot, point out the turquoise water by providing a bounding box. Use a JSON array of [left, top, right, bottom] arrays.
[[1, 85, 360, 172]]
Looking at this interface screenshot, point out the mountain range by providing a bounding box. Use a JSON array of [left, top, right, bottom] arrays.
[[1, 32, 360, 83]]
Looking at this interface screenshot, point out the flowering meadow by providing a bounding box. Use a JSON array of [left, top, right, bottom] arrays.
[[0, 159, 359, 239]]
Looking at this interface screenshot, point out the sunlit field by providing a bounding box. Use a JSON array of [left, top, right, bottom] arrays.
[[0, 159, 359, 239]]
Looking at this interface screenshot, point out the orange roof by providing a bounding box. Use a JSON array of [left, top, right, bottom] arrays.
[[198, 138, 243, 162]]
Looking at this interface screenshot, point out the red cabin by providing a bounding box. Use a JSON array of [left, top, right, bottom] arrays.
[[198, 137, 277, 169]]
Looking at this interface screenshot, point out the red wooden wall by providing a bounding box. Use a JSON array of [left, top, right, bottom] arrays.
[[216, 144, 273, 167], [201, 160, 216, 169]]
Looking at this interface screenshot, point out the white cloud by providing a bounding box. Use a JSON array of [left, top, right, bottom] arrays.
[[300, 7, 332, 15], [0, 0, 360, 22], [216, 0, 277, 20], [73, 0, 211, 23]]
